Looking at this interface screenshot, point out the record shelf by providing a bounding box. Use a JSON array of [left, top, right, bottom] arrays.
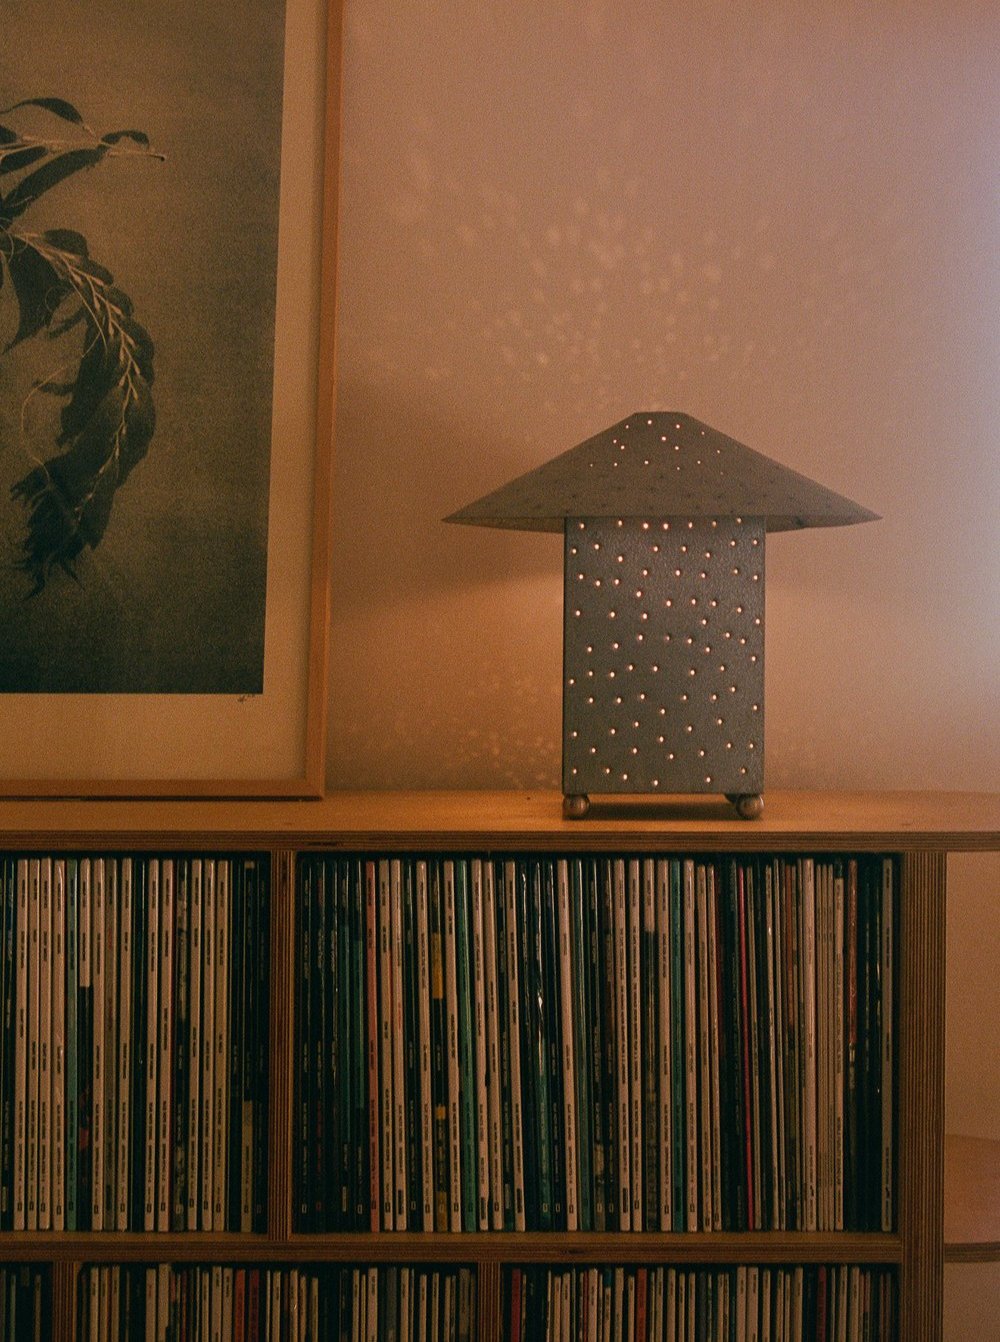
[[0, 789, 997, 1341]]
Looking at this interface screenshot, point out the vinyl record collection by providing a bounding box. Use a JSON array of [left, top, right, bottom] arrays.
[[0, 855, 270, 1232], [76, 1264, 477, 1342], [503, 1264, 895, 1342], [294, 854, 894, 1235]]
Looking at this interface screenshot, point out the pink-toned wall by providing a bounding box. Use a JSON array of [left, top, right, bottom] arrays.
[[329, 5, 998, 1329]]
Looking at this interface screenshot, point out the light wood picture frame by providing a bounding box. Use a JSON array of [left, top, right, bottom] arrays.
[[0, 0, 342, 797]]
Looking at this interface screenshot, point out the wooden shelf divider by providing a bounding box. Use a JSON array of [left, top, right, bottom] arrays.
[[897, 851, 947, 1339]]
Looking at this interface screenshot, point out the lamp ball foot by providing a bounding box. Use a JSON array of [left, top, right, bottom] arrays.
[[726, 792, 764, 820], [563, 793, 591, 819]]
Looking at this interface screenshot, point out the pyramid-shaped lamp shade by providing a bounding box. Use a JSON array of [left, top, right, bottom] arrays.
[[446, 412, 878, 818]]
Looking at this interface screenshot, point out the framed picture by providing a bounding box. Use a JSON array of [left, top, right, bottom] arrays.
[[0, 0, 341, 796]]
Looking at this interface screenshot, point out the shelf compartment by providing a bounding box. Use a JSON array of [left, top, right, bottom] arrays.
[[0, 853, 271, 1239], [502, 1262, 896, 1342], [75, 1262, 478, 1342], [293, 853, 897, 1239]]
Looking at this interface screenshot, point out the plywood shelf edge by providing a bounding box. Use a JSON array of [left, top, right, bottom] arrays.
[[945, 1133, 1000, 1263], [0, 789, 997, 852], [0, 1229, 901, 1266]]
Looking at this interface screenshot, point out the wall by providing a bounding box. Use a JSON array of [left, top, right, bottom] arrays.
[[329, 3, 999, 1331], [329, 0, 997, 796]]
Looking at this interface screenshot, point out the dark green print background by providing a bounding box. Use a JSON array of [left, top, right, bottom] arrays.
[[0, 0, 286, 692]]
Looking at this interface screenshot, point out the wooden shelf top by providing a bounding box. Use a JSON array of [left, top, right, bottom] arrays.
[[0, 788, 996, 852], [945, 1133, 1000, 1263]]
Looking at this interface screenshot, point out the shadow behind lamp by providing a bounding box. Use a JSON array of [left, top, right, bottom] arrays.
[[446, 412, 878, 818]]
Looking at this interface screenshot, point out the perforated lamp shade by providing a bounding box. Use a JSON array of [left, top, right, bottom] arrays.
[[446, 412, 878, 815]]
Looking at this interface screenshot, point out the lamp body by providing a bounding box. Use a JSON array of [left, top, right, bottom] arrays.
[[562, 516, 765, 799]]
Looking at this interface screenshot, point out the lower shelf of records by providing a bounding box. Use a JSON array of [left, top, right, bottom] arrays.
[[2, 1261, 898, 1341]]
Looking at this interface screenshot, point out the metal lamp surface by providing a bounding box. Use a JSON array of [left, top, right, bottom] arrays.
[[446, 412, 878, 817]]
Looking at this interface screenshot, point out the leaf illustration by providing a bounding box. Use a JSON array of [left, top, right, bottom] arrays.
[[4, 239, 71, 348], [45, 306, 87, 342], [6, 233, 156, 590], [0, 103, 163, 225], [0, 145, 48, 176], [1, 97, 85, 125], [101, 129, 150, 149], [0, 99, 160, 591], [40, 227, 90, 255], [1, 147, 108, 222], [13, 374, 155, 588]]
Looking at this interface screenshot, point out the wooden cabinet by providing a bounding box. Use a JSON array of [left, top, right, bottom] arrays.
[[1, 790, 997, 1340]]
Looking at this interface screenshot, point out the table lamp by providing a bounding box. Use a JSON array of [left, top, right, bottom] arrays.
[[446, 411, 878, 817]]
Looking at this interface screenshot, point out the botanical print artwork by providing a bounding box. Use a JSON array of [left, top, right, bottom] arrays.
[[0, 0, 286, 694], [1, 97, 160, 594]]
